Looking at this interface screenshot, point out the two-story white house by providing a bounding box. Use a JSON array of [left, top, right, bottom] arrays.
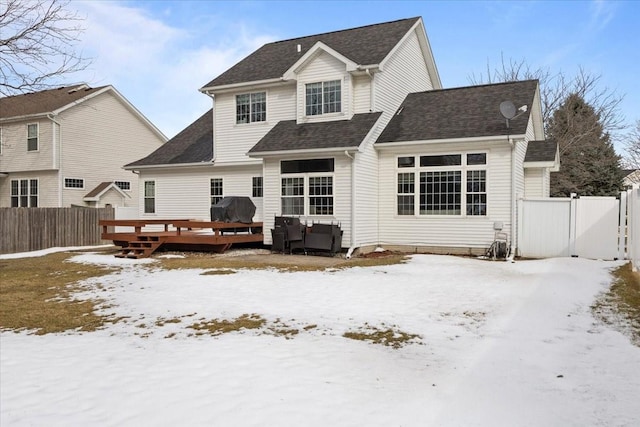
[[126, 17, 558, 256], [0, 84, 167, 208]]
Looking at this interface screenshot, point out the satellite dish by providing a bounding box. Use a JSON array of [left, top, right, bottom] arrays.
[[499, 100, 517, 119]]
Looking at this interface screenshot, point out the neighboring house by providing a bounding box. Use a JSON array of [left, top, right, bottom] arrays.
[[623, 169, 640, 189], [126, 17, 558, 256], [0, 84, 167, 208]]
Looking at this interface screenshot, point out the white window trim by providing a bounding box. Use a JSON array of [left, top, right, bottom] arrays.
[[252, 176, 263, 198], [27, 123, 39, 152], [143, 180, 156, 215], [235, 91, 267, 125], [304, 79, 343, 118], [10, 178, 39, 207], [281, 172, 335, 217], [210, 178, 224, 205], [64, 177, 85, 189], [395, 152, 488, 218], [114, 181, 131, 191]]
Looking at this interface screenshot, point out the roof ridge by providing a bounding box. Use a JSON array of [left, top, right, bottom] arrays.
[[268, 17, 420, 45], [410, 79, 538, 96]]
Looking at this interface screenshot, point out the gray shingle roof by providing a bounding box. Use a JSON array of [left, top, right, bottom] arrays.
[[376, 80, 539, 143], [84, 182, 113, 198], [202, 17, 420, 88], [0, 84, 107, 118], [249, 112, 382, 154], [524, 140, 557, 163], [126, 109, 213, 167]]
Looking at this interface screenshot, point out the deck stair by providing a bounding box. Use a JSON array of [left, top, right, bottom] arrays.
[[115, 235, 166, 259]]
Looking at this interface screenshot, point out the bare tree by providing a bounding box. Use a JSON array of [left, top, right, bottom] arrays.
[[469, 55, 626, 154], [624, 119, 640, 169], [0, 0, 89, 96]]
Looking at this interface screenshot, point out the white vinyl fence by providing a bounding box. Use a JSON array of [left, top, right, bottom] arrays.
[[626, 187, 640, 271], [517, 195, 623, 260]]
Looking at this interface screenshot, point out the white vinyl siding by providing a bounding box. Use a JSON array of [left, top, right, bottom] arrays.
[[352, 75, 372, 114], [0, 120, 54, 174], [213, 84, 295, 164], [262, 155, 351, 245], [525, 168, 547, 198], [137, 165, 263, 223], [377, 141, 513, 250], [296, 51, 349, 123], [352, 28, 433, 247], [59, 90, 164, 207]]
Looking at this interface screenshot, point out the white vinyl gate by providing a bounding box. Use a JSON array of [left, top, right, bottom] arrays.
[[518, 196, 621, 260]]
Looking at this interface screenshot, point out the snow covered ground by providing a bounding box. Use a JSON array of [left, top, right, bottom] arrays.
[[1, 252, 639, 426]]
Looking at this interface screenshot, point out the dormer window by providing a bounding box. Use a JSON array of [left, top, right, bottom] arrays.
[[305, 80, 341, 116], [236, 92, 266, 124]]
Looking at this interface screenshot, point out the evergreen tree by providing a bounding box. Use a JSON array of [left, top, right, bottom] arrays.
[[549, 94, 624, 196]]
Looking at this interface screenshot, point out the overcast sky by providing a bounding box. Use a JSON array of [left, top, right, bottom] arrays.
[[69, 0, 638, 154]]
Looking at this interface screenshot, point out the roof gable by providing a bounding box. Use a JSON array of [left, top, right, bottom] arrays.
[[126, 109, 213, 168], [202, 17, 421, 89], [84, 182, 130, 201], [376, 80, 539, 144], [0, 84, 108, 119]]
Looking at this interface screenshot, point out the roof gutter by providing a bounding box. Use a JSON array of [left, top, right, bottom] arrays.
[[248, 146, 360, 158], [124, 161, 215, 171], [200, 77, 286, 94], [375, 134, 527, 150]]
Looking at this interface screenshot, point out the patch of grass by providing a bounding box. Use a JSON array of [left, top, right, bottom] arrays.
[[343, 324, 421, 349], [592, 262, 640, 345], [189, 313, 266, 336], [157, 252, 407, 272], [0, 251, 119, 335], [200, 269, 236, 276]]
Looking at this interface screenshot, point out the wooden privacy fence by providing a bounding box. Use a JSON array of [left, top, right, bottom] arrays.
[[0, 207, 115, 255]]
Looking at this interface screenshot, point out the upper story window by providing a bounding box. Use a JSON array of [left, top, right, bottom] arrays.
[[27, 123, 38, 151], [64, 178, 84, 189], [305, 80, 341, 116], [236, 92, 266, 124]]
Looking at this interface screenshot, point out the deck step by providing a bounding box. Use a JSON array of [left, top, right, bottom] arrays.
[[116, 236, 165, 259]]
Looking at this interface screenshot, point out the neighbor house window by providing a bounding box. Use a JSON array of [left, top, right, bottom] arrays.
[[27, 123, 38, 151], [210, 178, 223, 205], [305, 80, 341, 116], [64, 178, 84, 189], [252, 176, 263, 198], [281, 158, 334, 216], [11, 179, 38, 207], [115, 181, 131, 191], [396, 153, 487, 216], [144, 181, 155, 214], [236, 92, 266, 124]]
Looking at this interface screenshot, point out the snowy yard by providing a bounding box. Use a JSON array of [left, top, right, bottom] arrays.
[[1, 251, 639, 426]]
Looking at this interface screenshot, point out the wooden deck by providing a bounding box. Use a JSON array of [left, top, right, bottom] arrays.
[[99, 219, 264, 258]]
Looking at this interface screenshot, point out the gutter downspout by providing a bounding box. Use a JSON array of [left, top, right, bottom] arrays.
[[48, 114, 62, 206], [345, 150, 356, 259], [508, 136, 516, 261]]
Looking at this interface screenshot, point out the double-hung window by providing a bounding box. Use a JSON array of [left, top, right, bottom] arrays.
[[210, 178, 223, 205], [115, 181, 131, 191], [281, 158, 334, 216], [27, 123, 38, 151], [396, 153, 487, 216], [236, 92, 266, 124], [10, 179, 38, 207], [144, 181, 155, 214], [252, 177, 263, 198], [305, 80, 341, 116]]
